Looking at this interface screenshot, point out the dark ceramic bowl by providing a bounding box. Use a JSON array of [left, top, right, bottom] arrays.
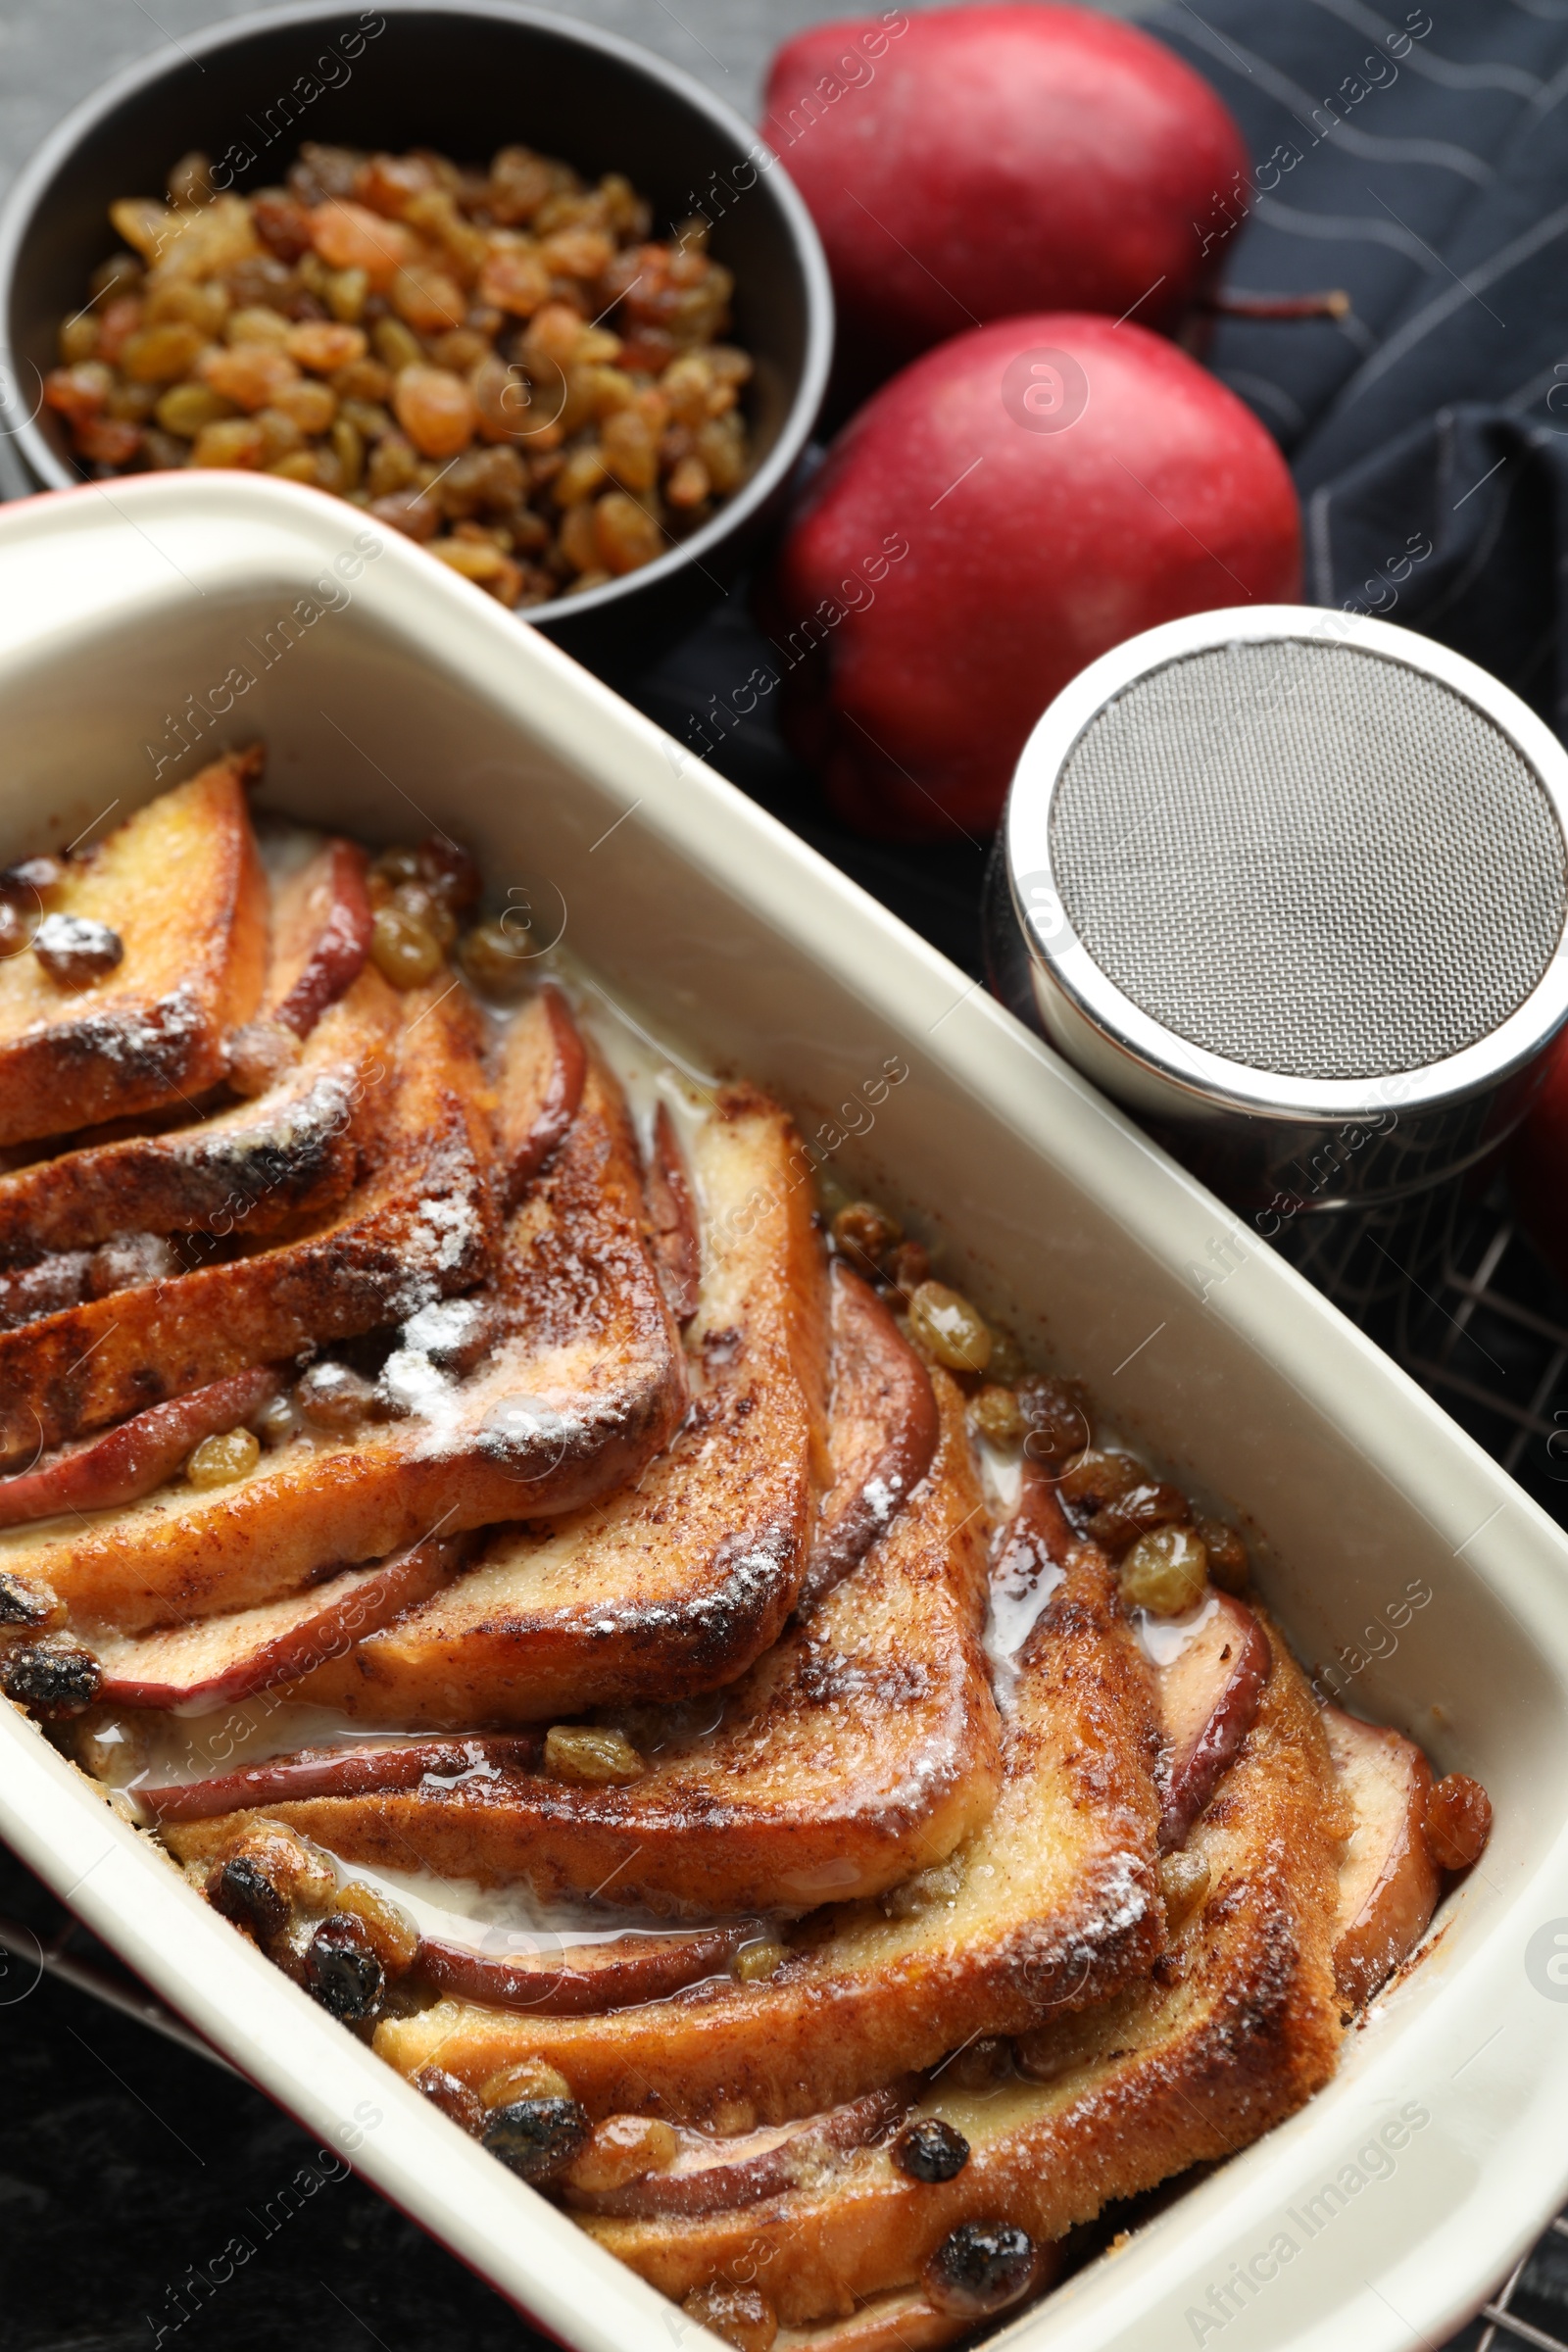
[[0, 0, 832, 674]]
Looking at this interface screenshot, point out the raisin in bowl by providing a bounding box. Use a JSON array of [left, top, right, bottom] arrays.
[[0, 1, 832, 675]]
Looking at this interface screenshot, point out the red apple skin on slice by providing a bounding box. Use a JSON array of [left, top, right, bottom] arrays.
[[418, 1925, 756, 2018], [494, 983, 588, 1207], [0, 1364, 280, 1531], [564, 2086, 909, 2220], [268, 839, 373, 1037], [144, 1733, 543, 1824], [1322, 1704, 1439, 2011], [1152, 1592, 1272, 1850], [96, 1534, 464, 1711], [798, 1264, 939, 1611]]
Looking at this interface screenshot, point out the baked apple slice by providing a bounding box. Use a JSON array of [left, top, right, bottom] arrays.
[[166, 1362, 997, 1916], [492, 980, 586, 1206], [0, 753, 268, 1147], [262, 835, 373, 1037], [571, 1626, 1345, 2332], [274, 1080, 829, 1724], [801, 1262, 940, 1608], [94, 1533, 465, 1710], [773, 2289, 973, 2350], [1150, 1591, 1272, 1849], [0, 1039, 684, 1631], [0, 964, 398, 1262], [0, 1363, 280, 1530], [416, 1926, 759, 2019], [564, 2088, 908, 2220], [375, 1460, 1163, 2130], [0, 976, 494, 1465], [1322, 1704, 1440, 2010]]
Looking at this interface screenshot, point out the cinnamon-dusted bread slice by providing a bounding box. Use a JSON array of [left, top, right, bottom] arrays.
[[0, 976, 492, 1466], [575, 1621, 1346, 2331], [165, 1348, 993, 1915], [0, 754, 268, 1147], [0, 962, 397, 1265], [271, 1081, 832, 1725], [0, 1034, 683, 1632], [373, 1462, 1164, 2128]]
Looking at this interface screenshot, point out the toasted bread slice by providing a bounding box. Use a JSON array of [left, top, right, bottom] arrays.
[[1, 1044, 684, 1631], [373, 1462, 1164, 2128], [0, 978, 492, 1466], [0, 964, 398, 1261], [0, 754, 268, 1147], [172, 1355, 995, 1914], [275, 1082, 830, 1726], [574, 1622, 1346, 2328]]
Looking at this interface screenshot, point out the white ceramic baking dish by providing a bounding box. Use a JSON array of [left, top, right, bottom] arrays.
[[0, 469, 1564, 2352]]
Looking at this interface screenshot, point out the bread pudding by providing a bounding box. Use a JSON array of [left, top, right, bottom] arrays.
[[0, 757, 1493, 2347]]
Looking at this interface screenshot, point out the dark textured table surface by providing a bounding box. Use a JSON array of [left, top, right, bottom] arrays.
[[0, 4, 1545, 2348]]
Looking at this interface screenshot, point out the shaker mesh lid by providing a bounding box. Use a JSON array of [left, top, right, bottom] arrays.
[[1047, 639, 1568, 1081]]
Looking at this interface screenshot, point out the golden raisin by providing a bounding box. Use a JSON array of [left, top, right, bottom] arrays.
[[187, 1428, 261, 1489], [1120, 1525, 1208, 1617], [730, 1938, 786, 1984], [369, 904, 443, 989], [1425, 1773, 1493, 1870], [907, 1281, 993, 1375], [970, 1385, 1025, 1447], [593, 489, 662, 574], [480, 2056, 572, 2109], [566, 2115, 679, 2192], [544, 1725, 645, 1785], [459, 918, 533, 1002], [394, 364, 477, 459], [334, 1881, 419, 1973], [156, 381, 232, 439]]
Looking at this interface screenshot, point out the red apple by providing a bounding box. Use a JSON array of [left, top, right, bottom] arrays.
[[765, 314, 1301, 836], [763, 5, 1248, 372]]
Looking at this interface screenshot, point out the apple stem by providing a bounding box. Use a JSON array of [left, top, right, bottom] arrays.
[[1202, 287, 1352, 322]]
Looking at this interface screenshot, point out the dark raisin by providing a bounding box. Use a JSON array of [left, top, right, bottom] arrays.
[[206, 1855, 288, 1944], [416, 834, 481, 916], [295, 1358, 380, 1436], [1, 1640, 102, 1718], [883, 1239, 930, 1298], [482, 2094, 591, 2182], [1087, 1481, 1190, 1554], [1, 856, 64, 903], [891, 2117, 970, 2182], [922, 2220, 1038, 2318], [1016, 1375, 1092, 1467], [306, 1913, 385, 2022], [410, 2064, 485, 2135], [0, 1572, 59, 1628], [31, 913, 123, 989]]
